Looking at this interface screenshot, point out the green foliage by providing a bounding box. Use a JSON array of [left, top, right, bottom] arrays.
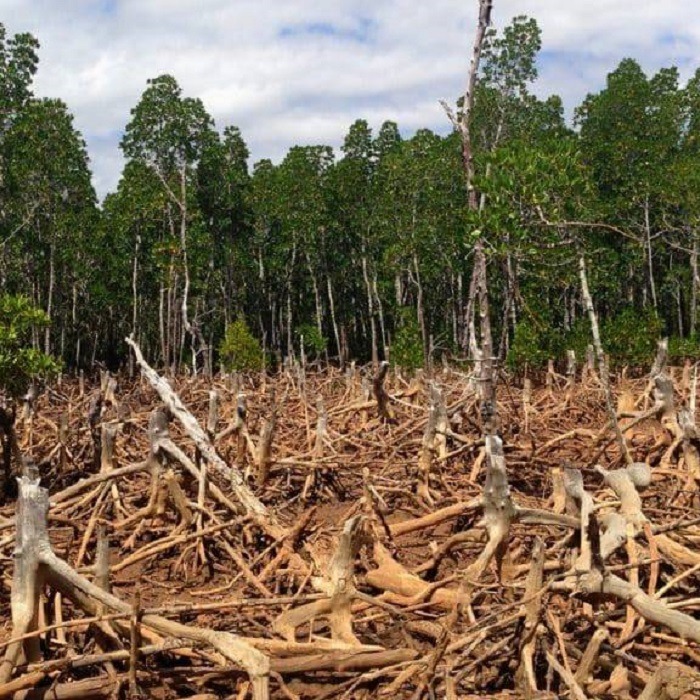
[[219, 319, 264, 372], [600, 307, 663, 367], [559, 309, 662, 368], [0, 295, 59, 396], [508, 307, 662, 370], [391, 310, 424, 370], [0, 23, 39, 127], [668, 336, 700, 363], [4, 16, 700, 375], [295, 324, 326, 359], [121, 74, 215, 177], [507, 319, 551, 370]]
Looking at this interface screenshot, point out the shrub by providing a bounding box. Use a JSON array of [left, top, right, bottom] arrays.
[[600, 307, 662, 367], [507, 306, 662, 371], [391, 310, 424, 370], [668, 336, 700, 363], [295, 323, 327, 359], [507, 319, 550, 370], [0, 295, 60, 397], [219, 318, 264, 372]]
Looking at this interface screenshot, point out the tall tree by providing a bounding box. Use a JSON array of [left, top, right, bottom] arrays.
[[197, 125, 252, 330], [3, 98, 96, 358], [576, 59, 685, 311], [441, 0, 496, 425], [0, 23, 40, 281], [121, 75, 216, 371]]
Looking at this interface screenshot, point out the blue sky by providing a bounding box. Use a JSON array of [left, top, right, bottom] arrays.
[[2, 0, 698, 198]]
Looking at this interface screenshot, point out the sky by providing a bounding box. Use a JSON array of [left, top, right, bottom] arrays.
[[2, 1, 699, 199]]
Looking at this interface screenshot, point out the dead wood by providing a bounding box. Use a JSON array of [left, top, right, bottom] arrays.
[[273, 515, 367, 645], [373, 361, 394, 423], [4, 475, 271, 698], [2, 361, 700, 699], [126, 336, 284, 538]]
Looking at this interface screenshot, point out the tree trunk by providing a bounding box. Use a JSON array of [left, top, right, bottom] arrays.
[[644, 195, 657, 308], [361, 247, 378, 366], [327, 276, 342, 366], [691, 232, 698, 337], [373, 271, 388, 360], [579, 255, 632, 465], [159, 283, 167, 367], [476, 241, 495, 420], [72, 283, 79, 366], [412, 253, 428, 367], [44, 241, 55, 355], [308, 262, 324, 354], [286, 293, 293, 362]]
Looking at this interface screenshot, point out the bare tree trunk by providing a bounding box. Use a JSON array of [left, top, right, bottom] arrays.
[[691, 232, 698, 337], [72, 283, 79, 366], [327, 277, 342, 366], [476, 241, 495, 419], [463, 263, 478, 356], [579, 255, 632, 464], [44, 241, 55, 355], [270, 297, 277, 351], [644, 195, 657, 308], [286, 293, 293, 362], [412, 253, 428, 367], [131, 232, 141, 373], [159, 283, 166, 367], [373, 271, 388, 360], [361, 247, 378, 366], [132, 233, 140, 340]]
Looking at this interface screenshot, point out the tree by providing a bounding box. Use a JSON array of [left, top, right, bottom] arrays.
[[2, 98, 97, 359], [0, 294, 58, 397], [0, 23, 39, 144], [373, 129, 465, 364], [441, 0, 495, 422], [328, 120, 379, 363], [276, 144, 333, 359], [121, 75, 216, 371], [0, 23, 39, 286], [576, 59, 685, 311]]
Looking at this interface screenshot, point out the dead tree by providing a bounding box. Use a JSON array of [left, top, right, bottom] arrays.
[[273, 515, 368, 645], [580, 255, 633, 465], [1, 475, 270, 695], [440, 0, 496, 417], [373, 361, 394, 423]]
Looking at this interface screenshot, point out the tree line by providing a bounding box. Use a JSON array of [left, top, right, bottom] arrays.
[[2, 16, 700, 374]]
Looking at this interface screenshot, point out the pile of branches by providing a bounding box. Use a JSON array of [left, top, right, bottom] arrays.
[[1, 341, 699, 699]]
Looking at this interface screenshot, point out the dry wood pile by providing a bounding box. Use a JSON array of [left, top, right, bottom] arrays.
[[1, 348, 699, 699]]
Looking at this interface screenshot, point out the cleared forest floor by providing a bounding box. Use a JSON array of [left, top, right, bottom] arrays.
[[1, 363, 699, 698]]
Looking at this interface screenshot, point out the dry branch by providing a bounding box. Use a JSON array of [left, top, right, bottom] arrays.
[[125, 336, 284, 538]]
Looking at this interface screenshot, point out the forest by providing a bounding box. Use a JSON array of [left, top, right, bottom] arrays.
[[2, 14, 700, 374], [2, 3, 700, 700]]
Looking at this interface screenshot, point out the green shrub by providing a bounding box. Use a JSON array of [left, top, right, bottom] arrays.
[[507, 306, 662, 371], [668, 336, 700, 363], [219, 318, 264, 372], [391, 310, 424, 370], [600, 307, 662, 367], [507, 320, 550, 370], [0, 295, 60, 397], [295, 323, 327, 359]]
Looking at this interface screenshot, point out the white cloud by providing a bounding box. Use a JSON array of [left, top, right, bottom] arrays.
[[2, 0, 699, 198]]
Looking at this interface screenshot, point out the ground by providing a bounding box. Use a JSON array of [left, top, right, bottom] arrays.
[[1, 363, 699, 698]]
